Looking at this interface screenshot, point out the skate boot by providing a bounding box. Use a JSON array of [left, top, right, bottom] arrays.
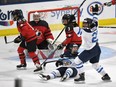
[[74, 73, 85, 84], [60, 74, 69, 82], [33, 64, 42, 73], [101, 73, 111, 81], [17, 63, 27, 70], [39, 74, 50, 81]]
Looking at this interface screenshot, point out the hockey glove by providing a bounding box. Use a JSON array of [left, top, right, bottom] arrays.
[[47, 39, 54, 50], [57, 44, 64, 50], [14, 36, 22, 43], [104, 2, 112, 7], [92, 4, 99, 15], [55, 60, 63, 67]]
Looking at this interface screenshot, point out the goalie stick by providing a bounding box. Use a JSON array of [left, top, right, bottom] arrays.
[[4, 36, 14, 44], [0, 20, 14, 26]]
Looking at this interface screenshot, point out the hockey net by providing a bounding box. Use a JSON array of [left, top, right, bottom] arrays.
[[28, 6, 80, 31]]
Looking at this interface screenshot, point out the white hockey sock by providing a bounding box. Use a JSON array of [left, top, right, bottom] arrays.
[[92, 63, 106, 76], [49, 70, 61, 79], [64, 68, 73, 79], [72, 56, 84, 74]]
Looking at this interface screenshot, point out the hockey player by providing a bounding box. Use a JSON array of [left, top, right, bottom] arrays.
[[58, 14, 82, 52], [11, 9, 42, 72], [71, 4, 111, 83], [60, 43, 78, 59], [29, 12, 54, 50], [104, 0, 116, 6], [39, 44, 79, 81]]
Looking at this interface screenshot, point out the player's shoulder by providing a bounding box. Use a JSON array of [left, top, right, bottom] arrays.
[[29, 21, 36, 26], [39, 20, 49, 28]]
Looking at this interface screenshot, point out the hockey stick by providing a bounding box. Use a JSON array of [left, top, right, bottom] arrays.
[[99, 26, 116, 28], [0, 20, 14, 26], [40, 46, 59, 68], [51, 0, 86, 45], [4, 36, 14, 44]]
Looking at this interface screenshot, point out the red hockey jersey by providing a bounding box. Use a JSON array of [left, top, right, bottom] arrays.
[[17, 20, 37, 42], [29, 20, 54, 44], [62, 24, 82, 46]]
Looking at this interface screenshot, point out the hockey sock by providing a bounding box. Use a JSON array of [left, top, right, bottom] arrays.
[[92, 63, 106, 76], [28, 52, 40, 65]]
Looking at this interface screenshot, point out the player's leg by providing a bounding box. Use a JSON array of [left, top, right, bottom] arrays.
[[27, 39, 42, 72], [73, 52, 87, 82], [17, 41, 27, 69], [92, 63, 111, 81], [39, 67, 66, 81], [61, 67, 78, 81], [90, 44, 111, 81]]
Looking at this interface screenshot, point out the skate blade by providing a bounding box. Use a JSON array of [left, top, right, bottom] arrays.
[[17, 67, 27, 70], [103, 79, 112, 82], [74, 81, 85, 84], [33, 70, 43, 74], [38, 74, 48, 81]]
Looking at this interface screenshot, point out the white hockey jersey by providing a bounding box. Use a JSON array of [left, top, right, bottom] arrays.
[[74, 15, 98, 50]]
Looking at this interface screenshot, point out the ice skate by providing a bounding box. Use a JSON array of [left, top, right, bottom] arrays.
[[33, 64, 43, 73], [17, 64, 27, 70], [102, 73, 111, 81], [60, 74, 69, 82], [39, 74, 50, 81], [74, 73, 85, 84]]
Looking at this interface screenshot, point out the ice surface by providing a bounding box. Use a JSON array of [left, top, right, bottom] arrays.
[[0, 28, 116, 87]]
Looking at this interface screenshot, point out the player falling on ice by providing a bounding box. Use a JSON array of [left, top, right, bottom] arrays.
[[39, 44, 79, 82], [11, 9, 42, 72], [71, 4, 111, 83]]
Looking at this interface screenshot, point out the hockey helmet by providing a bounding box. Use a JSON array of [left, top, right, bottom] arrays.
[[69, 43, 78, 50], [62, 14, 71, 25], [11, 9, 24, 21], [83, 18, 98, 29]]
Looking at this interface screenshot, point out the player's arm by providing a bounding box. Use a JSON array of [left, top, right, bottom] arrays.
[[104, 0, 116, 7]]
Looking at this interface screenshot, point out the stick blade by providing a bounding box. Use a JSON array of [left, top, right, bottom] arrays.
[[4, 36, 7, 44]]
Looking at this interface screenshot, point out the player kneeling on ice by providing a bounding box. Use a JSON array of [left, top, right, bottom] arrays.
[[39, 44, 79, 82], [71, 4, 111, 83], [11, 9, 42, 72]]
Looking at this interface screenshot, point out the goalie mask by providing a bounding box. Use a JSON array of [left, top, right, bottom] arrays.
[[83, 18, 98, 29], [11, 9, 24, 21], [33, 12, 40, 21]]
